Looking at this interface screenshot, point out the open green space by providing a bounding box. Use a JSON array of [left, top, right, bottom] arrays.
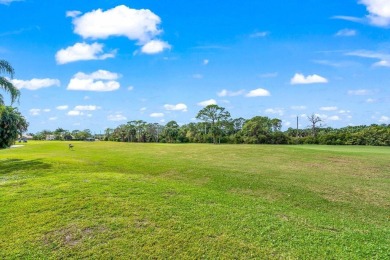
[[1, 141, 389, 259]]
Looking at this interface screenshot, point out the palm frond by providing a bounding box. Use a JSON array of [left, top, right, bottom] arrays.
[[0, 60, 15, 78], [0, 76, 20, 104]]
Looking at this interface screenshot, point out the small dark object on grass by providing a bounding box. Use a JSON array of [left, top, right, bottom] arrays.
[[69, 144, 74, 150]]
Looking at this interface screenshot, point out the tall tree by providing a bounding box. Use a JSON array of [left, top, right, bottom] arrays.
[[0, 106, 28, 148], [164, 120, 179, 143], [0, 60, 20, 105], [196, 104, 231, 144], [307, 114, 323, 137], [0, 60, 27, 148]]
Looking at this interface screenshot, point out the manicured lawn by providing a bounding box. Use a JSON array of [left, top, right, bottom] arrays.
[[1, 141, 389, 258]]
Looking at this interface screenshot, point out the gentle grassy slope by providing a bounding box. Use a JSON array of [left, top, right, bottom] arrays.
[[1, 142, 389, 258]]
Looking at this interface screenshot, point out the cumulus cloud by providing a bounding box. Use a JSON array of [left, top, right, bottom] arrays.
[[55, 42, 115, 64], [74, 105, 100, 111], [217, 89, 245, 97], [67, 70, 120, 91], [320, 106, 338, 111], [128, 86, 134, 91], [164, 103, 188, 112], [68, 110, 82, 116], [141, 40, 171, 54], [71, 5, 161, 42], [203, 59, 209, 65], [108, 114, 127, 121], [360, 0, 390, 27], [56, 105, 69, 110], [49, 117, 58, 121], [29, 109, 41, 116], [346, 50, 390, 67], [335, 29, 357, 36], [197, 99, 217, 107], [150, 112, 164, 118], [327, 115, 341, 121], [68, 5, 170, 54], [246, 88, 271, 97], [11, 78, 60, 90], [291, 73, 328, 85]]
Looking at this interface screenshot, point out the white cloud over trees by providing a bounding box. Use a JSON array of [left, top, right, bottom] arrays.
[[11, 78, 60, 90], [67, 70, 120, 91]]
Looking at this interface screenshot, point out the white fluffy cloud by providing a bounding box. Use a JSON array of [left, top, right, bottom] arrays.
[[320, 106, 338, 111], [28, 108, 50, 116], [68, 5, 170, 54], [71, 5, 161, 42], [290, 73, 328, 85], [217, 89, 245, 97], [197, 99, 217, 107], [74, 105, 100, 111], [141, 40, 171, 54], [335, 29, 357, 37], [246, 88, 271, 97], [29, 109, 41, 116], [67, 70, 120, 91], [360, 0, 390, 26], [150, 112, 164, 118], [108, 114, 127, 121], [164, 103, 188, 112], [56, 42, 115, 64], [56, 105, 69, 110], [11, 78, 60, 90], [68, 110, 82, 116], [327, 115, 341, 121]]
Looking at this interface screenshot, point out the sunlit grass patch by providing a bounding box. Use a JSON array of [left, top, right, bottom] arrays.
[[0, 141, 389, 258]]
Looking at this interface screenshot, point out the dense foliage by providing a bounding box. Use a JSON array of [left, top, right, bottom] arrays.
[[32, 105, 390, 146], [0, 106, 28, 148], [0, 59, 28, 148]]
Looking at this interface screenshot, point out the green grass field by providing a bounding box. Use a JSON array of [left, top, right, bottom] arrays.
[[1, 141, 389, 259]]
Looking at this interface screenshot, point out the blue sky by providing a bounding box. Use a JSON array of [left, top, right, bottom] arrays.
[[1, 0, 389, 133]]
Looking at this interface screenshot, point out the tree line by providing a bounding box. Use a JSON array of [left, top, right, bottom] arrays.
[[32, 105, 390, 146]]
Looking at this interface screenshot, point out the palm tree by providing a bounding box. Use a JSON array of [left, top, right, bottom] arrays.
[[0, 59, 20, 105]]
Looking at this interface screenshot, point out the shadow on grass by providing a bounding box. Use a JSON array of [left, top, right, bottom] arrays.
[[0, 159, 51, 175]]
